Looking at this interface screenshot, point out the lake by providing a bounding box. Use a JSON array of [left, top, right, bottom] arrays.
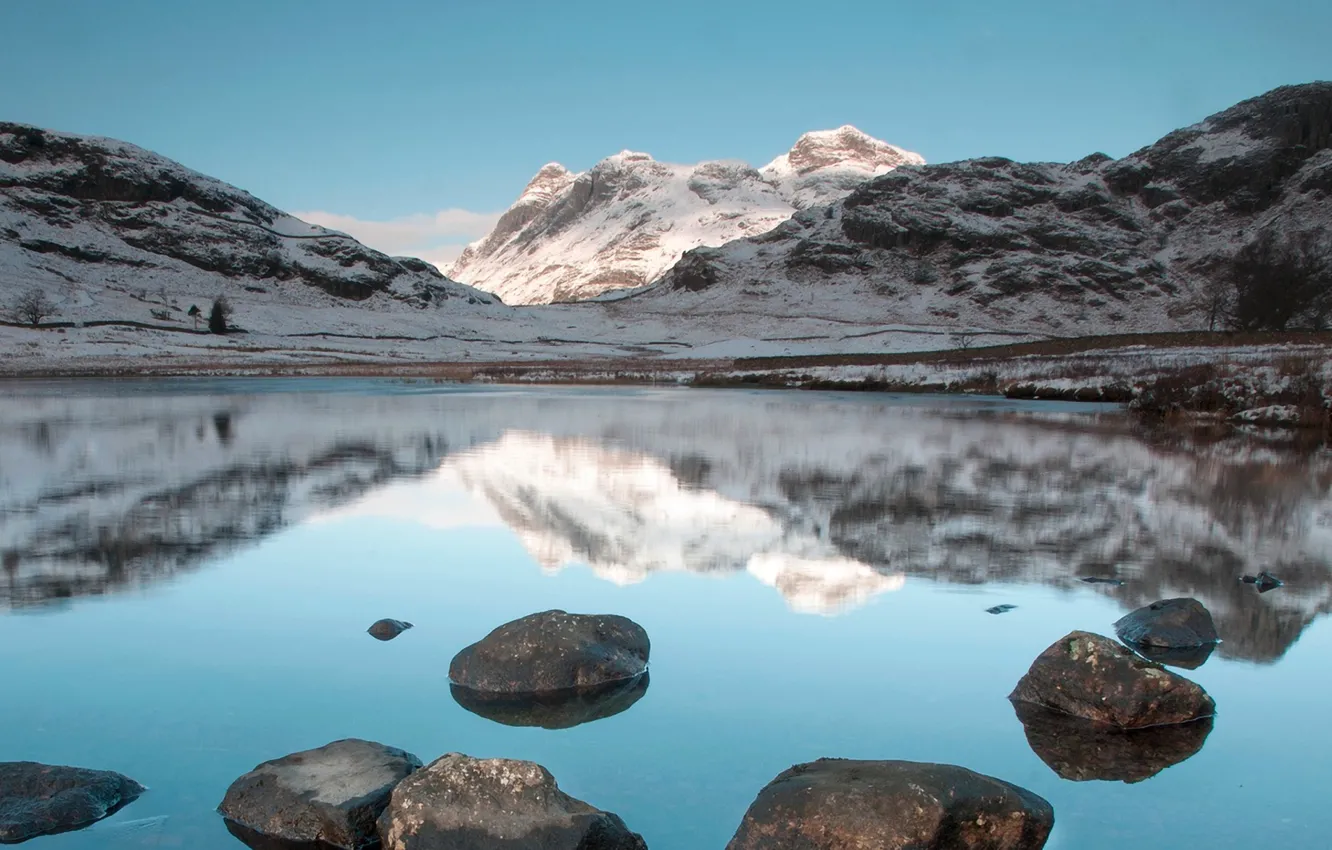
[[1, 380, 1329, 849]]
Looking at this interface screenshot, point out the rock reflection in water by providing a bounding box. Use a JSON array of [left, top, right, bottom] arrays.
[[449, 672, 650, 730], [1012, 701, 1214, 784], [223, 819, 325, 850], [1126, 642, 1216, 670]]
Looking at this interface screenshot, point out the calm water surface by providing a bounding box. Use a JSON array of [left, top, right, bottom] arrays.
[[1, 380, 1330, 849]]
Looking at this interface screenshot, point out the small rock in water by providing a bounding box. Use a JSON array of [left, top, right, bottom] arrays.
[[1080, 576, 1125, 586], [1114, 598, 1219, 649], [1009, 631, 1215, 728], [450, 672, 650, 730], [218, 738, 421, 850], [449, 609, 650, 694], [1255, 571, 1283, 593], [367, 619, 414, 641], [726, 758, 1054, 850], [1240, 571, 1283, 592], [0, 761, 145, 843], [987, 604, 1018, 615], [1012, 701, 1213, 784], [377, 753, 646, 850]]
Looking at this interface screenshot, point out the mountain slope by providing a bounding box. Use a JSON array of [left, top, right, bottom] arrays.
[[447, 127, 923, 304], [639, 83, 1332, 335], [0, 122, 497, 330]]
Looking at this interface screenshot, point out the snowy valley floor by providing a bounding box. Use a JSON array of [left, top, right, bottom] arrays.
[[3, 324, 1329, 437]]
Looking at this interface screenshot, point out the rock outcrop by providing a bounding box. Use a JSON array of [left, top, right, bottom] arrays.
[[0, 761, 145, 843], [726, 758, 1054, 850], [376, 753, 646, 850], [218, 739, 422, 849], [449, 610, 650, 694], [447, 127, 922, 304], [1009, 631, 1216, 727], [647, 82, 1332, 335]]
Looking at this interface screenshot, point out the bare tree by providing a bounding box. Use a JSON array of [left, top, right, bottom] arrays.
[[951, 330, 978, 351], [1204, 283, 1231, 332], [1226, 231, 1332, 331], [13, 288, 55, 326]]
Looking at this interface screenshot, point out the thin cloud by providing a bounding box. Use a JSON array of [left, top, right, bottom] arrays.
[[294, 208, 501, 270]]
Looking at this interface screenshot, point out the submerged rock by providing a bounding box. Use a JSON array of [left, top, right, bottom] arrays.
[[377, 753, 646, 850], [1013, 701, 1214, 783], [450, 672, 649, 729], [367, 619, 414, 641], [449, 610, 650, 694], [1079, 576, 1124, 586], [0, 761, 145, 843], [1010, 631, 1215, 728], [726, 758, 1053, 850], [218, 738, 422, 850], [1114, 598, 1219, 649], [987, 604, 1018, 615]]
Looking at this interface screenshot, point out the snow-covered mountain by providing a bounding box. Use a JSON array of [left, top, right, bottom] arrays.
[[447, 127, 923, 304], [6, 385, 1328, 662], [635, 82, 1332, 336], [0, 122, 497, 332]]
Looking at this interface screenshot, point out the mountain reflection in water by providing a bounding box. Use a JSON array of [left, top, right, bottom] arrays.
[[2, 381, 1329, 664]]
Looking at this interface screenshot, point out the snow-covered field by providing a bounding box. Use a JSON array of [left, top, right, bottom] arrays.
[[0, 291, 1043, 375]]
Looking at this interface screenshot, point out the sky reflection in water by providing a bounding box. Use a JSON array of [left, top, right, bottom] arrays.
[[1, 381, 1329, 849]]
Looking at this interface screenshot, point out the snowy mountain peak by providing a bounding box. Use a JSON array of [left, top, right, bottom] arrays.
[[448, 128, 923, 304], [605, 150, 655, 164], [766, 124, 924, 177], [518, 162, 576, 203]]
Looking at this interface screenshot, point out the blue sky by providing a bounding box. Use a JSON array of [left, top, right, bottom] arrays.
[[3, 0, 1328, 265]]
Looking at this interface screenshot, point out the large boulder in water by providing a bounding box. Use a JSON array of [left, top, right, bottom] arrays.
[[1114, 598, 1218, 650], [449, 610, 649, 694], [726, 758, 1054, 850], [450, 672, 649, 729], [1009, 631, 1215, 727], [218, 738, 422, 850], [0, 761, 145, 843], [376, 753, 647, 850], [1012, 701, 1214, 783]]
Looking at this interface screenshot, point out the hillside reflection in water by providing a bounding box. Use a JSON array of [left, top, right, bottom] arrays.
[[1, 380, 1330, 850]]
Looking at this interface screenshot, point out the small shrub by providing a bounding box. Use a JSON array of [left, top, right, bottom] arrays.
[[1130, 364, 1228, 417]]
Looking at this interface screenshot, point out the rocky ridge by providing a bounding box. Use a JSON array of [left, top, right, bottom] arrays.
[[643, 83, 1332, 335]]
